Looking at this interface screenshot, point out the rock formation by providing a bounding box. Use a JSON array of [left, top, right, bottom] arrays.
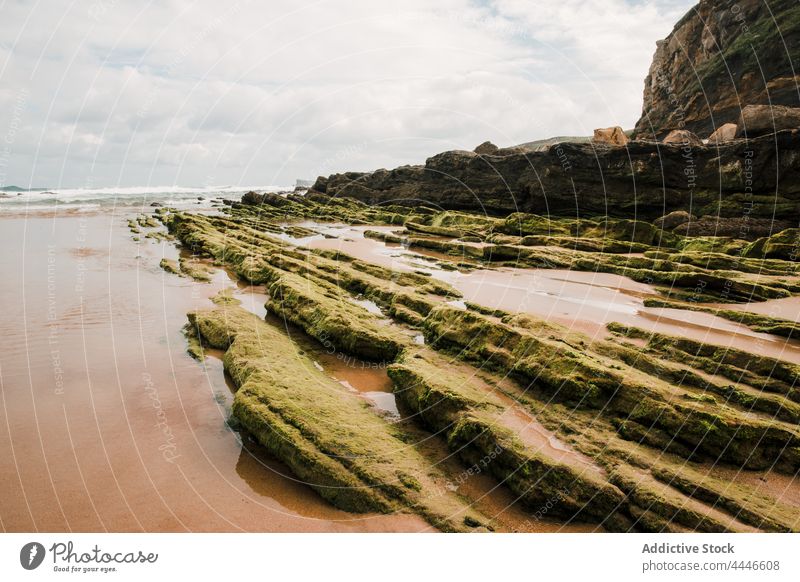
[[592, 126, 629, 146], [164, 197, 800, 532], [308, 1, 800, 223], [654, 210, 695, 230], [310, 131, 800, 221], [707, 122, 737, 144], [634, 0, 800, 139], [736, 104, 800, 137], [474, 141, 499, 155], [662, 129, 703, 146]]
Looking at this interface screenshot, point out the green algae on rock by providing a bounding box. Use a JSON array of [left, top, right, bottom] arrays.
[[388, 347, 627, 527], [178, 256, 214, 282], [159, 258, 179, 275], [165, 193, 800, 531], [187, 305, 489, 532], [265, 270, 409, 362], [423, 306, 800, 472]]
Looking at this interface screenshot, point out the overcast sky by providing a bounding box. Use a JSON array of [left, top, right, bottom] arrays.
[[0, 0, 695, 189]]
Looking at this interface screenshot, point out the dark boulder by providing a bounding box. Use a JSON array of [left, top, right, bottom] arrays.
[[654, 210, 695, 230], [240, 190, 292, 207]]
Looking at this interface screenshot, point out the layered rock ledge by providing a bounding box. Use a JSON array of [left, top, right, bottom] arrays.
[[309, 130, 800, 221]]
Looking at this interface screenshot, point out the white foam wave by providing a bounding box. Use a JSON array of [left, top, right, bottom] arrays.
[[0, 184, 289, 210]]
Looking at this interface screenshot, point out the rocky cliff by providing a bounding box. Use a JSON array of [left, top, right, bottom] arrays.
[[309, 0, 800, 222], [311, 131, 800, 221], [634, 0, 800, 139]]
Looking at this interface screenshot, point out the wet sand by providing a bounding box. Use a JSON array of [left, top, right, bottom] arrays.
[[0, 213, 431, 532]]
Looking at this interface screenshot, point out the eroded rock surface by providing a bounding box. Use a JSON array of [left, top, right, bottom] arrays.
[[634, 0, 800, 139], [160, 198, 800, 532], [309, 131, 800, 221]]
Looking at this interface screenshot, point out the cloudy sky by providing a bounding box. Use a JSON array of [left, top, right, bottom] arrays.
[[0, 0, 694, 189]]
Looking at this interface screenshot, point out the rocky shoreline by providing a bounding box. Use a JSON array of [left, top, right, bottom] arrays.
[[138, 0, 800, 533], [130, 191, 800, 532]]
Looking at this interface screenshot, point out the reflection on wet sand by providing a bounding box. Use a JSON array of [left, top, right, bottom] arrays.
[[0, 213, 430, 532]]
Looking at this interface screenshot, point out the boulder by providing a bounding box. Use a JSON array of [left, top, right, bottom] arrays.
[[592, 126, 629, 146], [473, 141, 499, 155], [707, 123, 738, 144], [240, 190, 292, 207], [654, 210, 695, 230], [662, 129, 703, 146], [736, 104, 800, 137], [742, 228, 800, 259]]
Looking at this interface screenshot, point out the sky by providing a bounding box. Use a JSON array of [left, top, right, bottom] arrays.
[[0, 0, 695, 189]]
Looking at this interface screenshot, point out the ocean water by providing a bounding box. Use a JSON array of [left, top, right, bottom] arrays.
[[0, 185, 290, 213]]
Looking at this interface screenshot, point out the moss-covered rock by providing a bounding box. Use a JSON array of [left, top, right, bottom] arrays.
[[188, 306, 490, 531], [178, 257, 214, 282], [166, 197, 800, 530], [742, 229, 800, 260], [422, 306, 800, 472], [159, 258, 179, 275], [266, 271, 410, 362], [388, 348, 626, 525]]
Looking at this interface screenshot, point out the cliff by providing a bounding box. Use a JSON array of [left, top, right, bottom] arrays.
[[634, 0, 800, 139]]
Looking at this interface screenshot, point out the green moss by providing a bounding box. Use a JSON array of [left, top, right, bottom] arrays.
[[183, 323, 205, 360], [145, 231, 174, 242], [609, 465, 755, 533], [742, 229, 800, 261], [165, 197, 800, 530], [388, 347, 626, 524], [178, 257, 214, 282], [159, 258, 179, 275], [210, 289, 241, 307], [266, 270, 409, 362], [188, 305, 489, 531], [676, 236, 748, 255], [498, 213, 580, 237], [423, 307, 800, 471], [137, 214, 160, 228]]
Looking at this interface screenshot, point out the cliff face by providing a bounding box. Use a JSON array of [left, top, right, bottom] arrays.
[[634, 0, 800, 139], [312, 131, 800, 221]]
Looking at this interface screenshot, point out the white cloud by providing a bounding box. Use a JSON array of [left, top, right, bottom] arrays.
[[0, 0, 694, 188]]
